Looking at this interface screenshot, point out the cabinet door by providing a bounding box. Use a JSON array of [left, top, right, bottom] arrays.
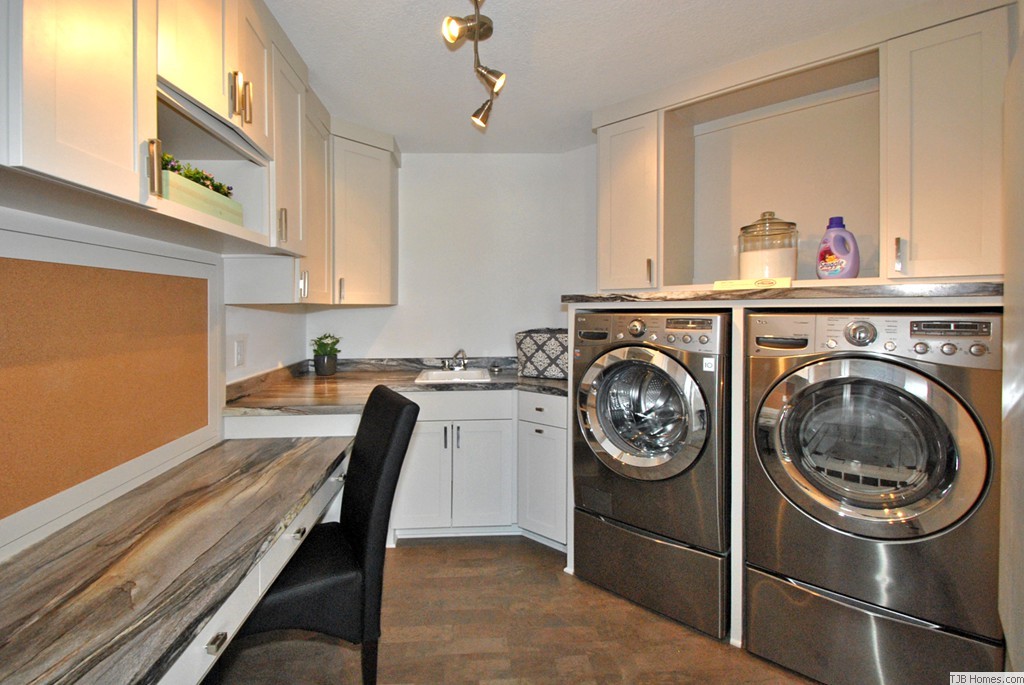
[[516, 421, 567, 544], [332, 136, 397, 305], [597, 111, 659, 290], [883, 8, 1007, 279], [230, 0, 272, 155], [300, 90, 332, 304], [12, 0, 141, 201], [157, 0, 226, 114], [451, 420, 515, 527], [271, 45, 304, 254], [391, 421, 452, 529]]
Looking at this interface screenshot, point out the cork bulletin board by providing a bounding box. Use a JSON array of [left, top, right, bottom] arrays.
[[0, 257, 208, 519]]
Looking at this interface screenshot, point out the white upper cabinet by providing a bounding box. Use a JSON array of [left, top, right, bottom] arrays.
[[597, 112, 658, 290], [332, 136, 397, 305], [230, 0, 272, 155], [157, 0, 226, 115], [5, 0, 150, 202], [882, 7, 1008, 279], [300, 90, 333, 304], [271, 44, 304, 254]]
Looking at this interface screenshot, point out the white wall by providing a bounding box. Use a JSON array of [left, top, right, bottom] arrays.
[[224, 305, 308, 383], [1000, 1, 1023, 670], [306, 147, 597, 359]]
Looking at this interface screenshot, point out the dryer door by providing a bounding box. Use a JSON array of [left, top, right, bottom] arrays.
[[754, 357, 989, 539], [577, 346, 708, 481]]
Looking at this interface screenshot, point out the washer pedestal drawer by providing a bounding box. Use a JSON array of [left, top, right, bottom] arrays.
[[744, 566, 1005, 685], [573, 508, 727, 639]]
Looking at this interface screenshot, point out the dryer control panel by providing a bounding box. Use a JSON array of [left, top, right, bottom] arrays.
[[575, 312, 727, 356], [747, 312, 1001, 370]]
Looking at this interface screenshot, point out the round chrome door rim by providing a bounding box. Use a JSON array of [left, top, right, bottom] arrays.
[[577, 345, 709, 481], [755, 357, 989, 539]]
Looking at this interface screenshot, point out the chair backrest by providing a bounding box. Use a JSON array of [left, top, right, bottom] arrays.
[[339, 385, 419, 640]]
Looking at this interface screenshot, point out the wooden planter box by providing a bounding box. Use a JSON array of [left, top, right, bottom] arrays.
[[161, 171, 243, 226]]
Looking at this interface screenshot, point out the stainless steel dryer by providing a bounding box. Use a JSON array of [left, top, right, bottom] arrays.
[[745, 311, 1004, 684], [573, 311, 729, 638]]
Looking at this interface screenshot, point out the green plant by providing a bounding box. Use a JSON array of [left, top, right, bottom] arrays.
[[161, 153, 234, 198], [311, 333, 341, 356]]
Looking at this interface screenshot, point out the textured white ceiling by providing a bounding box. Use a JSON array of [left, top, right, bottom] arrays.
[[262, 0, 930, 153]]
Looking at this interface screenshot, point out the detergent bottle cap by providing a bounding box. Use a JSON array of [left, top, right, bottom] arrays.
[[827, 216, 846, 229]]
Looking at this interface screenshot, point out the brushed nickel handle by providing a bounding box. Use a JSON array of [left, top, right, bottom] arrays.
[[894, 237, 905, 273], [338, 277, 345, 301], [243, 81, 254, 124], [147, 138, 163, 197], [230, 71, 245, 116], [278, 208, 288, 243], [206, 632, 228, 655], [646, 258, 653, 284], [291, 526, 308, 541]]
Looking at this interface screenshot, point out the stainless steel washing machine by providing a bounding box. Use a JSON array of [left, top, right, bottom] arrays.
[[573, 311, 729, 638], [745, 311, 1004, 684]]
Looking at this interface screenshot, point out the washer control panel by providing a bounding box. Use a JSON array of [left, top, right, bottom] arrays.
[[747, 312, 1001, 370], [575, 312, 728, 355]]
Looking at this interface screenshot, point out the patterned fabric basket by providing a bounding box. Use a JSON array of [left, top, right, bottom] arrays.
[[515, 328, 569, 379]]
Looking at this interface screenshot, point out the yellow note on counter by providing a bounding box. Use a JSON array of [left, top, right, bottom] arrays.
[[712, 277, 792, 290]]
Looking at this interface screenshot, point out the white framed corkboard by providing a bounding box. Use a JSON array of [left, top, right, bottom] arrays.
[[0, 256, 208, 519]]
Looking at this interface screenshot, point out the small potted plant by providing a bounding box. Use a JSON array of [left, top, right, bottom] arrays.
[[311, 333, 341, 376]]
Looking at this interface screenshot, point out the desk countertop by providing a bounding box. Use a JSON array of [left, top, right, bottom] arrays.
[[0, 436, 351, 685]]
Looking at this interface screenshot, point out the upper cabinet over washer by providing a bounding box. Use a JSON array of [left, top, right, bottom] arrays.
[[593, 1, 1013, 289]]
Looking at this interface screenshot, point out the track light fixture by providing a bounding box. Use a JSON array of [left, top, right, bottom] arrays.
[[442, 0, 506, 128]]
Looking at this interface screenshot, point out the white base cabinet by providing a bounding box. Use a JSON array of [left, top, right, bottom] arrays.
[[516, 391, 567, 545], [390, 392, 515, 540]]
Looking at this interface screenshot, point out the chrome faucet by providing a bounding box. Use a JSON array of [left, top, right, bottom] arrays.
[[451, 348, 467, 370]]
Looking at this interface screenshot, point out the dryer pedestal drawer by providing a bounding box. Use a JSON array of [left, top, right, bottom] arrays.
[[573, 509, 727, 639], [744, 566, 1005, 685]]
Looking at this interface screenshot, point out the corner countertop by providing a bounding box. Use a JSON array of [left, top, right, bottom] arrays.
[[224, 359, 569, 417], [561, 280, 1003, 303], [0, 436, 351, 685]]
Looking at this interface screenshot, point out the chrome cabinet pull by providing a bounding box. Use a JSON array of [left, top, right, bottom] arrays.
[[299, 270, 309, 299], [147, 138, 163, 197], [894, 237, 905, 273], [291, 526, 308, 541], [230, 71, 245, 116], [206, 632, 228, 655]]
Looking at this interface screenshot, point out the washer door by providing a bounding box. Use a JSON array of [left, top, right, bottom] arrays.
[[577, 346, 709, 481], [754, 357, 989, 539]]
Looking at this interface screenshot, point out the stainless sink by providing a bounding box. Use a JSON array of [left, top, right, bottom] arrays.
[[414, 368, 491, 384]]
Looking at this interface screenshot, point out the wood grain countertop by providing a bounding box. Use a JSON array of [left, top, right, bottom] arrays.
[[0, 436, 351, 685], [224, 359, 569, 417]]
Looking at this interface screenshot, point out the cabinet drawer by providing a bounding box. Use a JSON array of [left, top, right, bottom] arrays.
[[259, 464, 345, 593], [517, 391, 568, 429], [156, 568, 260, 685]]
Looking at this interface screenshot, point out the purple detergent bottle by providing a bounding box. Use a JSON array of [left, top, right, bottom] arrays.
[[816, 216, 859, 278]]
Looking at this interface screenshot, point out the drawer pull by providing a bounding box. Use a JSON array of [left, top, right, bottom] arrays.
[[292, 527, 308, 541], [534, 407, 545, 412], [535, 428, 544, 434], [206, 631, 228, 655]]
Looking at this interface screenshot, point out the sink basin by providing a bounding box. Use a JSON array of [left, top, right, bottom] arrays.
[[414, 368, 491, 384]]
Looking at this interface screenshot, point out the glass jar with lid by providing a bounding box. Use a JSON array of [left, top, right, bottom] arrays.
[[738, 211, 798, 279]]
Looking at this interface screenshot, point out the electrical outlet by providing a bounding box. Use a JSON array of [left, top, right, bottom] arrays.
[[232, 336, 247, 368]]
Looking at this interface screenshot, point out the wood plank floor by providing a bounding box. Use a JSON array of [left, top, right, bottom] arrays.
[[209, 536, 816, 684]]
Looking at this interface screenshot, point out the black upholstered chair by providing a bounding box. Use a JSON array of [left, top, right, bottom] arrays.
[[237, 385, 419, 685]]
